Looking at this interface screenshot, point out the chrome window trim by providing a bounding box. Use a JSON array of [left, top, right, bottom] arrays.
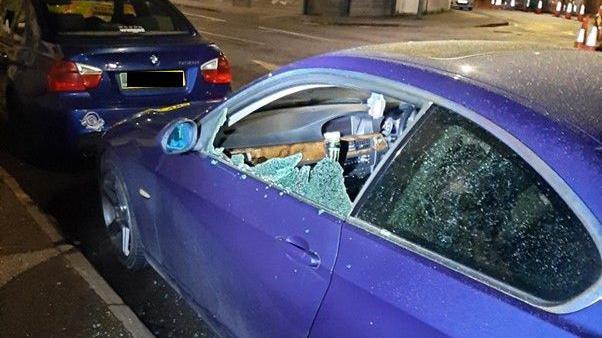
[[197, 68, 602, 314]]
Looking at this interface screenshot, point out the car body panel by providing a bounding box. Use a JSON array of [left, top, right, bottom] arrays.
[[105, 102, 343, 337], [310, 224, 584, 338], [152, 154, 342, 337], [102, 42, 602, 337]]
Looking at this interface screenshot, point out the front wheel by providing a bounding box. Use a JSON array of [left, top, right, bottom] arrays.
[[100, 155, 147, 270]]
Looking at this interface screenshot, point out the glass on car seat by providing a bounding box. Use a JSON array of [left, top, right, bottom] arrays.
[[209, 86, 423, 217], [354, 105, 602, 302]]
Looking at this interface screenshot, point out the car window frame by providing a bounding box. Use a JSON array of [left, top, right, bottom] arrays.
[[348, 101, 602, 315], [196, 69, 429, 218]]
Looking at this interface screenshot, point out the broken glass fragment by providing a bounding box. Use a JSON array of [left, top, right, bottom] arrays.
[[231, 154, 246, 167], [303, 158, 352, 216], [251, 153, 303, 182], [244, 152, 352, 216]]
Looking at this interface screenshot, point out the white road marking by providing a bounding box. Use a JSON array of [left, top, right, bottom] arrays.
[[252, 59, 280, 71], [197, 29, 266, 46], [182, 11, 227, 23], [257, 26, 334, 42]]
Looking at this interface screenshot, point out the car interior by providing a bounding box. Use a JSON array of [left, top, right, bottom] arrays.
[[44, 0, 182, 34], [212, 87, 423, 214]]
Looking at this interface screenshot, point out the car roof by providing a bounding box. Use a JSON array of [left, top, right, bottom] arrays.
[[339, 41, 602, 145]]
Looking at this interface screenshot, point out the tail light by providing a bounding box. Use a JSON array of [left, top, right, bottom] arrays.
[[200, 55, 231, 84], [48, 61, 103, 92]]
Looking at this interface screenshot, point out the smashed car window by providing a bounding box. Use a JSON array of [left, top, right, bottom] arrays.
[[354, 105, 602, 302], [208, 87, 422, 217]]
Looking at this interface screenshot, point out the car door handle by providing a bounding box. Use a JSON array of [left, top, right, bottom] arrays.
[[277, 235, 321, 268]]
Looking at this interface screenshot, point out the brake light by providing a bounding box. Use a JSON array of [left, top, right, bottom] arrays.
[[48, 61, 102, 92], [200, 55, 231, 84]]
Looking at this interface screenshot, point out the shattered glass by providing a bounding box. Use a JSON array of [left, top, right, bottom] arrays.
[[253, 155, 352, 216], [252, 153, 304, 182], [203, 106, 352, 216], [230, 153, 247, 167], [356, 106, 601, 302], [301, 158, 352, 216], [229, 152, 352, 216]]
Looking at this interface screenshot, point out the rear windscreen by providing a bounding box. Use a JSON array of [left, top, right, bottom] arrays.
[[43, 0, 192, 36]]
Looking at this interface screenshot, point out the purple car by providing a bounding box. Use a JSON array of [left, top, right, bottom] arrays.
[[99, 41, 602, 337]]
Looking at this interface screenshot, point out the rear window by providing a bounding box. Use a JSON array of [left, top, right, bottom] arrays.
[[42, 0, 192, 36]]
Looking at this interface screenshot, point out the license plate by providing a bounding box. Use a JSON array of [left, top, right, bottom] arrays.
[[119, 70, 185, 89]]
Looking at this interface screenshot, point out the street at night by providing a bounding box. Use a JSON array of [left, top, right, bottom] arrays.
[[0, 0, 600, 337]]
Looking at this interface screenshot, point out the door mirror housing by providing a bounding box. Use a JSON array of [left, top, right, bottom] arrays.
[[160, 119, 199, 154]]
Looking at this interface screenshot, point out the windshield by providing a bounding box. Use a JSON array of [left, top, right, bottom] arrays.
[[43, 0, 192, 36]]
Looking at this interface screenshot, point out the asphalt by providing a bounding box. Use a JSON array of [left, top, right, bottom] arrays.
[[173, 1, 580, 87], [0, 2, 585, 337]]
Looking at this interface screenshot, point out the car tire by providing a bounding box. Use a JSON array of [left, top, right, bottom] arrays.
[[99, 154, 147, 270]]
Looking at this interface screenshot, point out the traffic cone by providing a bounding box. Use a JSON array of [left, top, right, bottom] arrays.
[[555, 1, 562, 16], [565, 2, 573, 19], [575, 20, 588, 48], [584, 23, 599, 51], [578, 4, 585, 21], [536, 0, 543, 13]]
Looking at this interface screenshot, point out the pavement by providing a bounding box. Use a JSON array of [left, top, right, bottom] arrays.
[[0, 167, 152, 338], [0, 3, 586, 337]]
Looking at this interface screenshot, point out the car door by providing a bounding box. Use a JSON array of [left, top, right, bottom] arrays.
[[151, 107, 344, 336], [310, 104, 602, 337]]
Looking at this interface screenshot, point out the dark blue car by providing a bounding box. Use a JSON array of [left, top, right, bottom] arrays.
[[1, 0, 230, 154], [100, 41, 602, 337]]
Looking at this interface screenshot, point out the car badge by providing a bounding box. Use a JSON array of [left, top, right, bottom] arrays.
[[81, 112, 105, 132], [150, 54, 159, 66]]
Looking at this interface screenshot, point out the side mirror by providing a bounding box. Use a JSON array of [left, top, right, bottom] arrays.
[[160, 119, 199, 154]]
